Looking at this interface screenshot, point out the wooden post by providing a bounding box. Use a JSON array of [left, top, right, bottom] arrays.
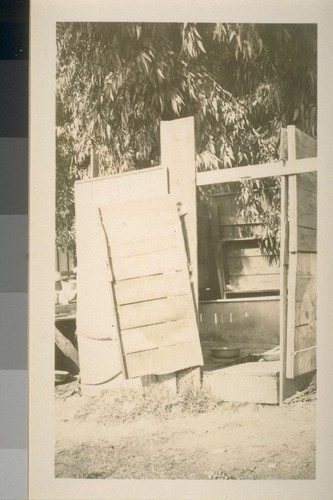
[[160, 117, 198, 305], [286, 125, 298, 379], [279, 175, 289, 405], [89, 148, 99, 178], [160, 117, 201, 388]]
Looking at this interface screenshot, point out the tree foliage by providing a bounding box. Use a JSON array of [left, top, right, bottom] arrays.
[[56, 22, 317, 259]]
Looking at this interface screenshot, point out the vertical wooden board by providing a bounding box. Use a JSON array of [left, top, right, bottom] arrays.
[[296, 276, 317, 302], [297, 227, 317, 253], [293, 347, 316, 376], [295, 299, 317, 327], [74, 199, 118, 340], [295, 128, 317, 159], [297, 188, 317, 229], [297, 172, 317, 194], [58, 249, 68, 274], [161, 117, 198, 304], [296, 253, 317, 276], [295, 324, 316, 351]]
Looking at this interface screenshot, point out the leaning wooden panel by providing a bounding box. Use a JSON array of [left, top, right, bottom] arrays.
[[121, 319, 196, 354], [115, 271, 189, 305], [100, 194, 203, 378], [118, 295, 194, 331], [125, 341, 204, 378], [112, 246, 185, 281]]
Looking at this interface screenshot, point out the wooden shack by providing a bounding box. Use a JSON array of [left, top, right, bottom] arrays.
[[73, 118, 317, 403]]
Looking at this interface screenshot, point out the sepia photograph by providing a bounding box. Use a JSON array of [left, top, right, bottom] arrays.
[[54, 21, 316, 480], [29, 1, 333, 498]]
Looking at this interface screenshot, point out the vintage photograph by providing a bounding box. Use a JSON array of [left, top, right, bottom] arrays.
[[54, 22, 317, 481]]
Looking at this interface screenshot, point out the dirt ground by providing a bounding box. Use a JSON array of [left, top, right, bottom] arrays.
[[55, 378, 315, 481]]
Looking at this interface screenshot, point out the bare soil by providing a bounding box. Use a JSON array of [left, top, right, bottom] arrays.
[[55, 380, 315, 480]]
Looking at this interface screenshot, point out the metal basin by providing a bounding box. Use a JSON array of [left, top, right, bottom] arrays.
[[211, 346, 241, 359]]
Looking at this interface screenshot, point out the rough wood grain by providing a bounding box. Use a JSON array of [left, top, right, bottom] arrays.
[[118, 295, 194, 330], [121, 319, 196, 354], [125, 341, 203, 378], [55, 328, 79, 368], [115, 270, 189, 305], [293, 346, 316, 375], [297, 227, 317, 253]]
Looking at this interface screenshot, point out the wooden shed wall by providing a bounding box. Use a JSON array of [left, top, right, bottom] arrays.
[[288, 172, 317, 377]]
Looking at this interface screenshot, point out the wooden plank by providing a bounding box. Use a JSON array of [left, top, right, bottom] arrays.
[[221, 224, 262, 239], [296, 253, 317, 276], [161, 117, 198, 306], [55, 328, 79, 368], [121, 319, 196, 354], [297, 188, 317, 229], [286, 126, 297, 380], [295, 299, 316, 327], [227, 255, 280, 276], [226, 245, 262, 258], [101, 195, 175, 222], [297, 172, 317, 194], [279, 127, 288, 161], [296, 276, 317, 302], [297, 227, 317, 253], [118, 295, 194, 330], [279, 175, 289, 403], [295, 324, 316, 351], [109, 232, 181, 258], [101, 211, 179, 244], [295, 128, 317, 159], [115, 270, 189, 305], [228, 274, 280, 291], [196, 157, 317, 186], [112, 246, 186, 281], [125, 341, 203, 378], [293, 346, 316, 376], [76, 165, 168, 206]]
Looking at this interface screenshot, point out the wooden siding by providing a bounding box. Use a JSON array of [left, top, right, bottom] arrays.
[[99, 194, 203, 379], [286, 168, 317, 378], [210, 193, 280, 296]]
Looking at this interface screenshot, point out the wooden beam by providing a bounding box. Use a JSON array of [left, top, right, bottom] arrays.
[[55, 328, 79, 368], [279, 175, 288, 405], [89, 148, 99, 178], [196, 157, 317, 186]]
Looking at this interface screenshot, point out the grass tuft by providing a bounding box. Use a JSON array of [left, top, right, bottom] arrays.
[[75, 384, 221, 424]]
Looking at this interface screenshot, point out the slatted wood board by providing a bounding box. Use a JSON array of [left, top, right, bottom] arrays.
[[286, 172, 317, 378], [99, 195, 203, 379]]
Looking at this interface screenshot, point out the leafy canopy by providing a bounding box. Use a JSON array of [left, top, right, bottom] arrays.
[[56, 22, 317, 259]]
